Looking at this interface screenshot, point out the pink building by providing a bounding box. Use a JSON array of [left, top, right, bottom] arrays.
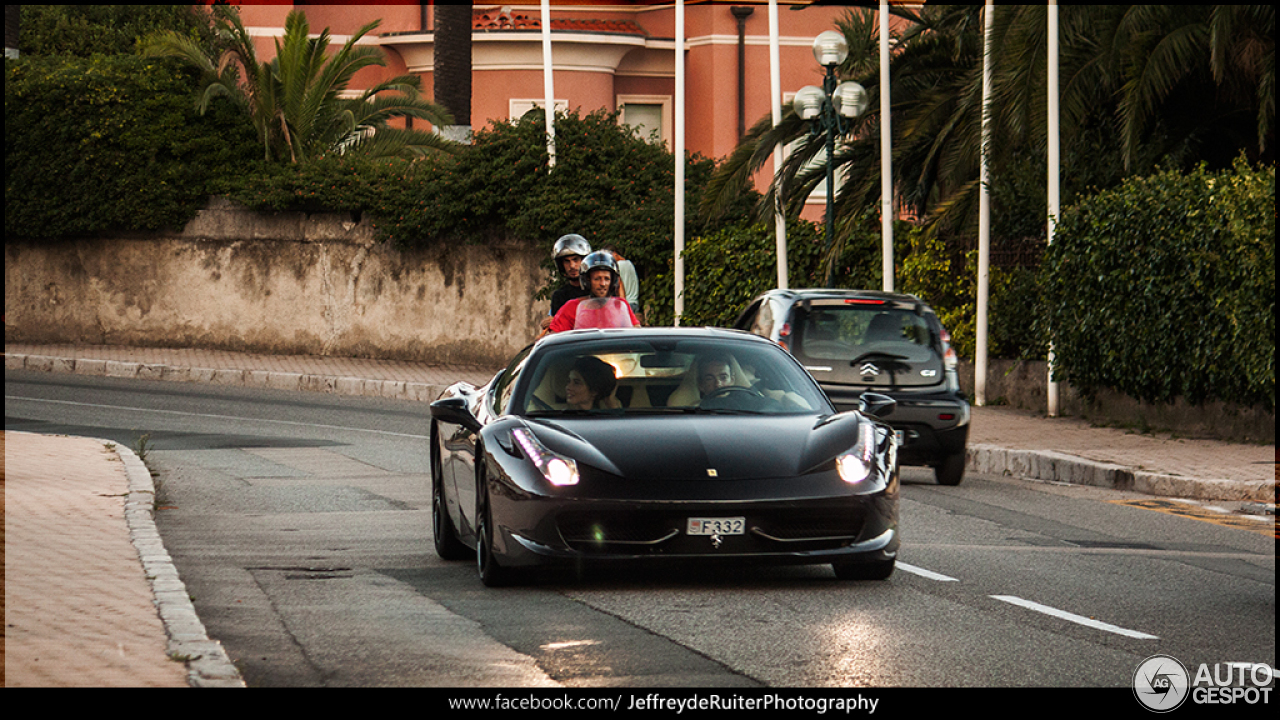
[[224, 1, 899, 211]]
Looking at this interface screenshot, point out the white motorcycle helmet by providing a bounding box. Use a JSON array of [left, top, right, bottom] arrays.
[[552, 234, 591, 278]]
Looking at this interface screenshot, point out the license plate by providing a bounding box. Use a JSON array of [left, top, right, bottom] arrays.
[[686, 517, 745, 536]]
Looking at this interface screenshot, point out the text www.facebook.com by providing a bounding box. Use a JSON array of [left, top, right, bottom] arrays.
[[447, 692, 882, 714]]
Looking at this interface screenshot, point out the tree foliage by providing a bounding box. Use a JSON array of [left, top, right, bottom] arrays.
[[18, 5, 219, 58], [705, 4, 1274, 256], [5, 53, 259, 238]]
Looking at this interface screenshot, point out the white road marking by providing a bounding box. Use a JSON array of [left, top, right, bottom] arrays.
[[991, 595, 1159, 640], [897, 562, 959, 582]]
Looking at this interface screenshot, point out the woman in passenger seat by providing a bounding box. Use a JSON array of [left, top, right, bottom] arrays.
[[565, 356, 619, 411]]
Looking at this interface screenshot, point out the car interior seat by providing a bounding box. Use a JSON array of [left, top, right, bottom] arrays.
[[530, 361, 571, 410], [864, 313, 903, 344]]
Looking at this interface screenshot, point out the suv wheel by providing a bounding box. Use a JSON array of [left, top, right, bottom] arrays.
[[934, 450, 966, 486]]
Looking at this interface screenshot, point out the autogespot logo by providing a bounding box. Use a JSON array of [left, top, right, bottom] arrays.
[[1134, 654, 1190, 712]]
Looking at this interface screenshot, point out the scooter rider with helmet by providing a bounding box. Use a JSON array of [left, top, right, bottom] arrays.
[[549, 234, 592, 316], [542, 250, 639, 336], [539, 234, 592, 333]]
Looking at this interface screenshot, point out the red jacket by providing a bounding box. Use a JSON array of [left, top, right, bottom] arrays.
[[547, 297, 639, 334]]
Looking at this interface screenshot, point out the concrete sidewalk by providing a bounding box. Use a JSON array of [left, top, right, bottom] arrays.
[[3, 430, 243, 687], [4, 341, 1275, 687]]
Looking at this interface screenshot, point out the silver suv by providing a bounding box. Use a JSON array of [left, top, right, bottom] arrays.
[[734, 289, 970, 485]]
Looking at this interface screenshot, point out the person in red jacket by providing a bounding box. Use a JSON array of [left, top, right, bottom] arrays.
[[542, 251, 639, 336]]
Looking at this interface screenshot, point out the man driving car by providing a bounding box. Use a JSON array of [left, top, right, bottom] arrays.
[[697, 355, 735, 397]]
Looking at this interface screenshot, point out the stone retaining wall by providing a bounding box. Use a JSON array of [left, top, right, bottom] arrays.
[[4, 199, 546, 367]]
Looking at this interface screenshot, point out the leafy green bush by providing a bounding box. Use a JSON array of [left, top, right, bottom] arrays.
[[217, 155, 448, 220], [670, 219, 823, 328], [1041, 158, 1274, 409], [5, 54, 259, 239], [896, 232, 1046, 361], [19, 5, 218, 58], [362, 109, 756, 320]]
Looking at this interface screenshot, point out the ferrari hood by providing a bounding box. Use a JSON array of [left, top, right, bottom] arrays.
[[524, 413, 865, 481]]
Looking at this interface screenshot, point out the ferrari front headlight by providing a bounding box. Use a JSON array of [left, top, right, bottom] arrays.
[[512, 427, 580, 487], [837, 422, 877, 485]]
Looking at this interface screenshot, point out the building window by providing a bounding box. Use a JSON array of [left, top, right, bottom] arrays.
[[510, 99, 569, 122], [617, 95, 671, 147]]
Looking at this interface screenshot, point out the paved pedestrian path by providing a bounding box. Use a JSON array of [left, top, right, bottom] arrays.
[[4, 431, 241, 687]]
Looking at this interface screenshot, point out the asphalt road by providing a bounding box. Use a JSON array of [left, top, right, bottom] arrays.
[[6, 369, 1275, 689]]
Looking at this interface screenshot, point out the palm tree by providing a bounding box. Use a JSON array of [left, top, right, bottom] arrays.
[[145, 6, 458, 163], [433, 2, 473, 144], [704, 4, 1274, 267], [1110, 5, 1274, 169]]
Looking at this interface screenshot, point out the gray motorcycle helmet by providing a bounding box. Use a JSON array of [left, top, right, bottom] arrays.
[[580, 250, 621, 296], [553, 234, 591, 278]]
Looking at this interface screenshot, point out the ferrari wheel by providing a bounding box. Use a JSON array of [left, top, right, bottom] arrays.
[[431, 425, 470, 561], [832, 559, 895, 581], [475, 459, 519, 587]]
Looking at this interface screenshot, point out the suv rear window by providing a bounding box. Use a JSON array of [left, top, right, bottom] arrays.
[[790, 303, 944, 388]]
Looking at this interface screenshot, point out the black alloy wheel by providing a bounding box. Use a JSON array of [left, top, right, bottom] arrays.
[[431, 422, 470, 561], [832, 559, 896, 581], [475, 451, 519, 587]]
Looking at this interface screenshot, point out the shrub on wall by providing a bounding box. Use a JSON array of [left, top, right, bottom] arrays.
[[1040, 158, 1274, 409], [666, 219, 824, 328], [896, 232, 1046, 361], [362, 109, 758, 320], [5, 54, 259, 239]]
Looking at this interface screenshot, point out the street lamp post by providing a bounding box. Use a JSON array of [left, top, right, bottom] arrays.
[[793, 31, 868, 286]]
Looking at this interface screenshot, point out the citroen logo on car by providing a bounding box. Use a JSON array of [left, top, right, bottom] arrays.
[[860, 363, 880, 376]]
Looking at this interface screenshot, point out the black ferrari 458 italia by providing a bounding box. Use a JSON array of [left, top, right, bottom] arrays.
[[429, 327, 900, 586]]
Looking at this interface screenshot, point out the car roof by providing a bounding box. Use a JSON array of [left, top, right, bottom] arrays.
[[534, 325, 771, 349], [756, 288, 939, 312], [762, 288, 921, 303]]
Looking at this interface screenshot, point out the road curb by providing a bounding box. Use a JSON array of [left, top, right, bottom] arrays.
[[109, 438, 246, 688], [8, 352, 452, 404], [967, 443, 1274, 503]]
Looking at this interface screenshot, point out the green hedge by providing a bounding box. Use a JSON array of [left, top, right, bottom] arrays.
[[5, 54, 258, 239], [671, 219, 824, 328], [1041, 159, 1275, 409], [895, 233, 1046, 361]]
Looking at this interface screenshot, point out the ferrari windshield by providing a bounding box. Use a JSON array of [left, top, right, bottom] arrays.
[[517, 336, 831, 416]]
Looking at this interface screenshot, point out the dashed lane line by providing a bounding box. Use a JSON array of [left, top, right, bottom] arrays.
[[991, 595, 1160, 640]]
